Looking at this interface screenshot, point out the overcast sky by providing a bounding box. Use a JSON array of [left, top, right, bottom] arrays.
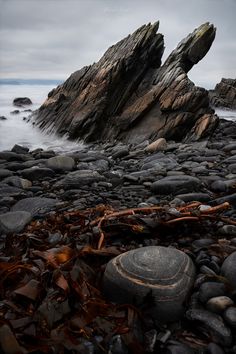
[[0, 0, 235, 89]]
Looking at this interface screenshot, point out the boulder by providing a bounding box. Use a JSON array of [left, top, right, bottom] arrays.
[[209, 78, 236, 109], [34, 22, 218, 144], [103, 246, 195, 322], [0, 116, 7, 120], [13, 97, 32, 107]]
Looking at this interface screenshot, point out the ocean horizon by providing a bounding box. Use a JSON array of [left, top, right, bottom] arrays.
[[0, 78, 63, 86]]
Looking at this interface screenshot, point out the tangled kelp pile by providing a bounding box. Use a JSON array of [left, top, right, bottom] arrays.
[[1, 201, 236, 353]]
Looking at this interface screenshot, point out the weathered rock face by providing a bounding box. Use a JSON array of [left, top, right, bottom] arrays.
[[34, 22, 218, 144], [209, 78, 236, 109]]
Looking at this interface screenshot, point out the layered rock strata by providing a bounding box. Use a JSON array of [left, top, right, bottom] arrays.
[[209, 78, 236, 109], [34, 22, 218, 143]]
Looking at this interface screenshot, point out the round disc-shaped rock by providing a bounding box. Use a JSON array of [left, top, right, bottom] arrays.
[[103, 246, 195, 322]]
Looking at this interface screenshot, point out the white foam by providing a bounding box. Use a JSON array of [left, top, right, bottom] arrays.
[[0, 84, 84, 152]]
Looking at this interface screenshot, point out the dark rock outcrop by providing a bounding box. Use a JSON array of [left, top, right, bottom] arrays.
[[209, 78, 236, 109], [13, 97, 32, 107], [34, 22, 218, 144]]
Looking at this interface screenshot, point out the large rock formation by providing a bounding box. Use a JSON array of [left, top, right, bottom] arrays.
[[209, 78, 236, 109], [34, 22, 218, 144]]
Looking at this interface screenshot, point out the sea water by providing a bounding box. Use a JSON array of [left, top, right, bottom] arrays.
[[0, 83, 83, 152], [0, 83, 236, 152]]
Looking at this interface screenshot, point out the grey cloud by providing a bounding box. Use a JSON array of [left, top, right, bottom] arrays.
[[0, 0, 235, 87]]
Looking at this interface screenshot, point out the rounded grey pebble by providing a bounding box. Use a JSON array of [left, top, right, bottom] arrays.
[[0, 211, 32, 234], [200, 265, 217, 276], [223, 306, 236, 328], [206, 296, 234, 313], [192, 238, 214, 249], [199, 282, 226, 303], [103, 246, 195, 323]]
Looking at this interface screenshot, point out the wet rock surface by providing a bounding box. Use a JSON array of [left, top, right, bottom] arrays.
[[1, 119, 236, 352], [34, 22, 218, 144]]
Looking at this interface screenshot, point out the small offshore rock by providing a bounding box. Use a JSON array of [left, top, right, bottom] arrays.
[[0, 115, 7, 120], [0, 211, 32, 234], [223, 306, 236, 328], [145, 138, 167, 153], [103, 246, 195, 322], [13, 97, 32, 106], [186, 309, 232, 346], [206, 296, 234, 313], [221, 251, 236, 290]]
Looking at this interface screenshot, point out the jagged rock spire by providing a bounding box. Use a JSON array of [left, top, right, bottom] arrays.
[[34, 22, 218, 143]]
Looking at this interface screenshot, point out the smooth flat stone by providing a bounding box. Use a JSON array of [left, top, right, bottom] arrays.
[[151, 175, 200, 195], [0, 211, 32, 234], [11, 197, 58, 217], [221, 251, 236, 290], [45, 155, 75, 171]]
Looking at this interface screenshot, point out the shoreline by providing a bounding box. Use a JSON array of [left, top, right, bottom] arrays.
[[1, 118, 236, 352]]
